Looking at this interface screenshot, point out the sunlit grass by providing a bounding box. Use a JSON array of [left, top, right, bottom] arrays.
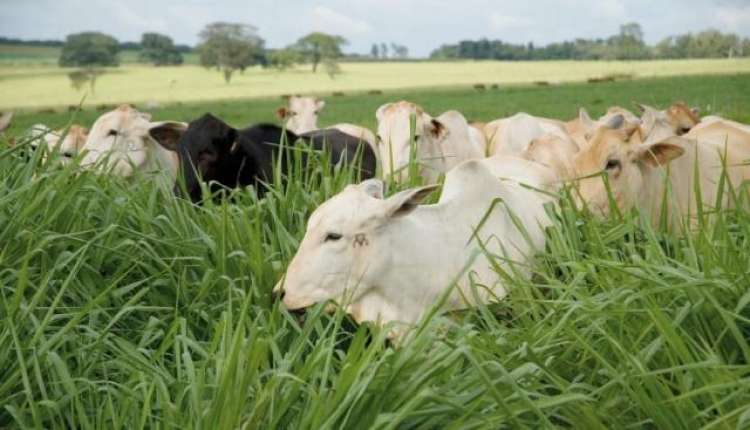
[[2, 58, 750, 111], [1, 77, 749, 428]]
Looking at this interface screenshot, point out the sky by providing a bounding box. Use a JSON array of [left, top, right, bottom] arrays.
[[2, 0, 750, 57]]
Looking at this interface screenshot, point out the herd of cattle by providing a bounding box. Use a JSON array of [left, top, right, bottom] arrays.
[[2, 96, 750, 338]]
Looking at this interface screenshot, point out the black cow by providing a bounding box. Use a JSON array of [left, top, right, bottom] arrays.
[[152, 113, 377, 201]]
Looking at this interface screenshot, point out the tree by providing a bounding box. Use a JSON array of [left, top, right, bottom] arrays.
[[59, 32, 120, 67], [267, 48, 300, 71], [295, 32, 347, 73], [197, 22, 265, 83], [380, 43, 389, 59], [139, 32, 183, 66], [390, 43, 409, 59], [371, 44, 380, 59]]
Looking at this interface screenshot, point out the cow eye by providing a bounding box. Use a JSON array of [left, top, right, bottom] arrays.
[[605, 159, 621, 171], [63, 151, 74, 158], [108, 129, 118, 137], [324, 232, 342, 242]]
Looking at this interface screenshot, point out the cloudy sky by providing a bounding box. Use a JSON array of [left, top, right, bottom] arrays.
[[2, 0, 750, 57]]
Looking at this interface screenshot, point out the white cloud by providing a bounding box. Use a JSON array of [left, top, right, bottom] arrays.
[[489, 13, 531, 30], [715, 5, 750, 32], [311, 6, 371, 36]]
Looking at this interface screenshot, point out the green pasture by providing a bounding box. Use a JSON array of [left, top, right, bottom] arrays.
[[0, 71, 749, 428], [1, 58, 749, 111]]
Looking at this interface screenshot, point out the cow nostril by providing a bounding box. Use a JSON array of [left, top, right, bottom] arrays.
[[272, 287, 285, 302]]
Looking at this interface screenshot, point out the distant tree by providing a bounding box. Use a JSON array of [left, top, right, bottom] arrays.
[[380, 43, 389, 59], [59, 32, 120, 67], [267, 48, 300, 71], [390, 43, 409, 59], [608, 22, 649, 59], [371, 43, 380, 59], [294, 32, 347, 73], [323, 58, 341, 79], [139, 32, 183, 66], [197, 22, 265, 83]]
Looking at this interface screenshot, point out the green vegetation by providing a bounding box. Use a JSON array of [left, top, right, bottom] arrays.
[[1, 73, 749, 428], [139, 33, 183, 66], [197, 22, 266, 83], [58, 32, 120, 68], [431, 25, 750, 60]]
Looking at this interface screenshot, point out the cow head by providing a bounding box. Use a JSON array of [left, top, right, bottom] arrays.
[[375, 101, 449, 183], [81, 105, 185, 178], [37, 125, 89, 165], [666, 102, 700, 135], [524, 133, 579, 180], [277, 96, 325, 134], [275, 178, 438, 319], [571, 114, 685, 217], [156, 113, 238, 201]]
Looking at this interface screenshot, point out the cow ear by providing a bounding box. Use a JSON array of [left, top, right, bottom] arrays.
[[605, 114, 624, 130], [0, 112, 13, 133], [359, 178, 385, 199], [149, 121, 187, 152], [276, 107, 290, 120], [579, 107, 595, 129], [384, 184, 440, 218], [427, 118, 448, 140], [691, 106, 700, 116], [636, 137, 686, 167]]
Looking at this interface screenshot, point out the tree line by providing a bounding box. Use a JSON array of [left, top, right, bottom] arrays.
[[430, 23, 750, 60]]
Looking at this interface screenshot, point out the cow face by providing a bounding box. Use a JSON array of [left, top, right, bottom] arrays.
[[375, 101, 448, 183], [571, 117, 685, 217], [81, 105, 184, 178], [157, 113, 238, 201], [277, 96, 325, 134], [666, 102, 700, 135], [276, 179, 437, 314]]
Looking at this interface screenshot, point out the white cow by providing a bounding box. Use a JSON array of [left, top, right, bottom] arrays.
[[375, 101, 485, 184], [277, 96, 378, 156], [275, 156, 556, 338], [26, 124, 88, 164], [80, 105, 186, 188], [571, 117, 750, 229], [484, 113, 568, 156]]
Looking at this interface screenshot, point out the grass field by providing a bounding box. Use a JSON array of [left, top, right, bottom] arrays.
[[1, 58, 750, 111], [1, 72, 750, 428]]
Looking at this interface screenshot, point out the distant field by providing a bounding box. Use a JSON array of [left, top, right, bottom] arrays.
[[1, 58, 749, 111], [9, 73, 750, 136]]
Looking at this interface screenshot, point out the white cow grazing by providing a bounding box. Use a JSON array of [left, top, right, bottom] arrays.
[[277, 96, 378, 155], [375, 101, 485, 184], [80, 105, 186, 188], [275, 157, 556, 337], [571, 116, 750, 229], [484, 113, 568, 156], [26, 124, 88, 164]]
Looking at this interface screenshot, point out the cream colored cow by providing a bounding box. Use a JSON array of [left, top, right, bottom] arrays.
[[375, 101, 485, 184]]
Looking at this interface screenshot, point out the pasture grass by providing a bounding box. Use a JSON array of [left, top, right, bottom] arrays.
[[1, 76, 750, 428], [7, 73, 750, 137], [1, 58, 749, 111]]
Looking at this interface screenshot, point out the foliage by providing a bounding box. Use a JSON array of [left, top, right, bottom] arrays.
[[430, 24, 750, 61], [267, 48, 301, 72], [139, 32, 183, 66], [2, 76, 750, 426], [294, 32, 347, 73], [58, 32, 120, 68], [197, 22, 266, 83]]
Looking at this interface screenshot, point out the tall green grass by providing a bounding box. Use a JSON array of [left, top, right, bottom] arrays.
[[1, 116, 749, 429]]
